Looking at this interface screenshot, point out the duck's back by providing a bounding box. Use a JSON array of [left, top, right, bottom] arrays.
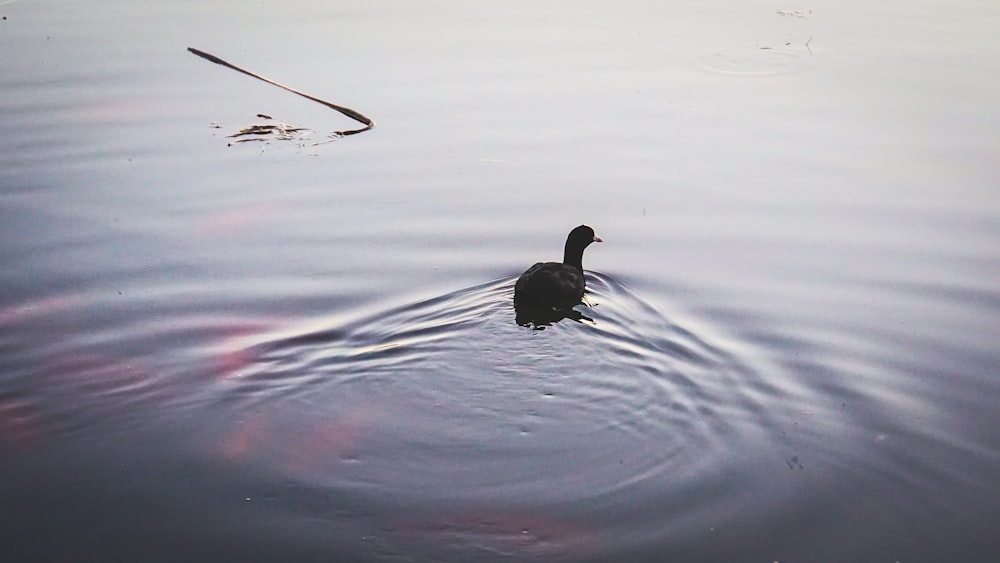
[[513, 261, 586, 309]]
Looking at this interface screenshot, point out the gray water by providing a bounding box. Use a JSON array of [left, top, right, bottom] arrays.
[[2, 1, 998, 561]]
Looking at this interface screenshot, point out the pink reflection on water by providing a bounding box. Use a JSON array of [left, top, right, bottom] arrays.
[[211, 320, 278, 379], [0, 400, 41, 450], [194, 201, 285, 236], [213, 347, 254, 378], [285, 410, 369, 475], [214, 408, 370, 473], [218, 412, 270, 461], [0, 294, 85, 325]]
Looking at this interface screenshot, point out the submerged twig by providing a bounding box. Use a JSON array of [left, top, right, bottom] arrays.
[[188, 47, 375, 136]]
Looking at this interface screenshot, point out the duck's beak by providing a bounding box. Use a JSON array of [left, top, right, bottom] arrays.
[[593, 235, 603, 243]]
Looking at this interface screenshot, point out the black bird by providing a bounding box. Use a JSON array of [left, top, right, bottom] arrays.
[[514, 225, 602, 310]]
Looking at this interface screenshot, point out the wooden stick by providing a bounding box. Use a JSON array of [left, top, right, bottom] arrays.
[[188, 47, 375, 136]]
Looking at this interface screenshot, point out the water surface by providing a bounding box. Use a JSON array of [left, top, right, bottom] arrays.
[[1, 0, 999, 561]]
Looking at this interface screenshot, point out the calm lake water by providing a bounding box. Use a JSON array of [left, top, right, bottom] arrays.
[[2, 0, 998, 561]]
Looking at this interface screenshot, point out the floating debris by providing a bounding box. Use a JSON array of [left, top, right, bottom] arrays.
[[188, 47, 375, 140], [227, 117, 312, 144]]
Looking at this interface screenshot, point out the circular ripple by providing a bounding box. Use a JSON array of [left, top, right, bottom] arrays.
[[213, 273, 784, 511]]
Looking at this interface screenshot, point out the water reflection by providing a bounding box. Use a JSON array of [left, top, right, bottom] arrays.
[[514, 303, 593, 329]]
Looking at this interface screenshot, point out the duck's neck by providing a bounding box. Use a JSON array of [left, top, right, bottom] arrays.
[[563, 244, 585, 271]]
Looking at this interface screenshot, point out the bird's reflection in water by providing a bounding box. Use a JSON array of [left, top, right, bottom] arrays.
[[514, 304, 594, 330]]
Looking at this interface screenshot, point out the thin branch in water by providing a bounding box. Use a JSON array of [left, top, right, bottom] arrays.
[[187, 47, 375, 136]]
